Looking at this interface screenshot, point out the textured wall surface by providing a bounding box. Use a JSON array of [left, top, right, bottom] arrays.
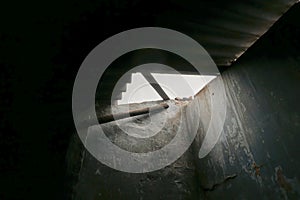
[[192, 6, 300, 198], [193, 69, 300, 199], [70, 53, 300, 199], [67, 4, 300, 199], [70, 100, 202, 199], [2, 0, 299, 199]]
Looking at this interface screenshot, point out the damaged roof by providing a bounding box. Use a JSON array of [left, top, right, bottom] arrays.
[[96, 0, 298, 103]]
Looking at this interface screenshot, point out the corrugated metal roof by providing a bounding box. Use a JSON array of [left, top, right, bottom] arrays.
[[156, 0, 298, 66], [97, 0, 298, 103]]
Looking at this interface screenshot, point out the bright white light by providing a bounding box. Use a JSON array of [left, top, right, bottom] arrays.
[[118, 73, 162, 105], [118, 73, 216, 105], [151, 73, 216, 99]]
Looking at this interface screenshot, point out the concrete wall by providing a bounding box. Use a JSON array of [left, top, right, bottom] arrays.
[[70, 101, 202, 199], [67, 5, 300, 199], [70, 50, 300, 198], [191, 10, 300, 198]]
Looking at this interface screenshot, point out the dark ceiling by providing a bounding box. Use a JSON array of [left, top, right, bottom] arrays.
[[0, 0, 299, 199], [93, 0, 298, 103]]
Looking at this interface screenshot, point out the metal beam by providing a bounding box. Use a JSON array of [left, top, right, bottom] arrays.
[[141, 72, 170, 101]]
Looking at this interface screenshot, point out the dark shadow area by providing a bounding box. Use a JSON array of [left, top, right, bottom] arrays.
[[0, 0, 299, 199]]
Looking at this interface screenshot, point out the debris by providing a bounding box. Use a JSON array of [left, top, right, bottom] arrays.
[[175, 96, 193, 101]]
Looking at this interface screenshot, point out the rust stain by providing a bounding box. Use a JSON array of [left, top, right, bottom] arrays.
[[252, 163, 262, 176], [276, 167, 292, 192]]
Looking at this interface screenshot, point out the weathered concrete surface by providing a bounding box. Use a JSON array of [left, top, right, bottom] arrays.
[[191, 6, 300, 198], [70, 100, 203, 199], [67, 4, 300, 199]]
